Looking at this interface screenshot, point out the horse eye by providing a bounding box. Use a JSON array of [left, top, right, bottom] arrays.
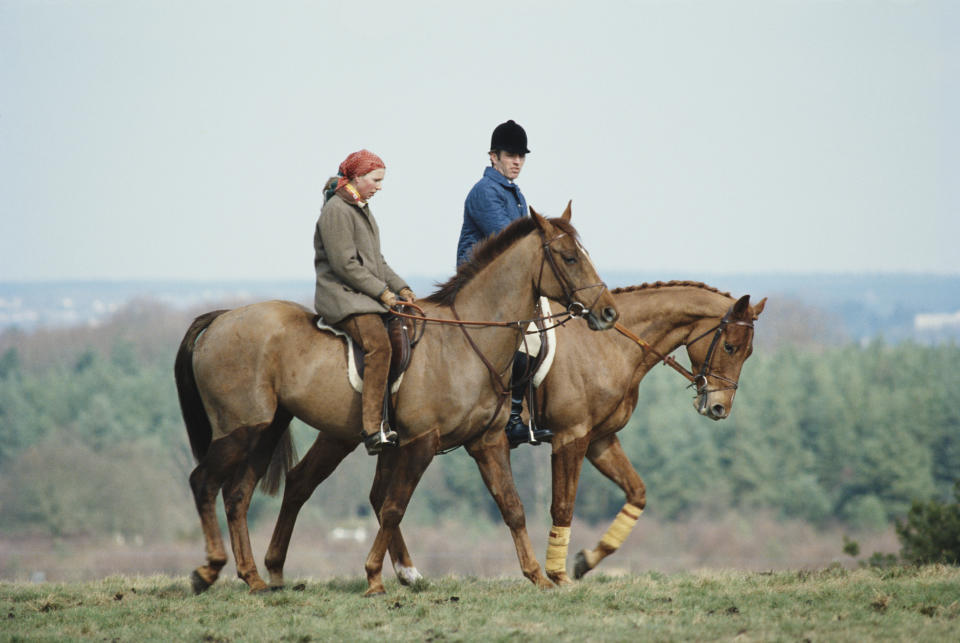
[[562, 254, 577, 265], [724, 342, 736, 354]]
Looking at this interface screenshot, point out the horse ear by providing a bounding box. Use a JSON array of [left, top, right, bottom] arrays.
[[732, 294, 751, 318], [530, 206, 555, 235], [561, 200, 572, 222], [751, 297, 767, 319]]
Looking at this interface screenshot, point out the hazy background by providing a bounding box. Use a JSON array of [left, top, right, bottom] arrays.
[[2, 0, 957, 282], [2, 1, 959, 583]]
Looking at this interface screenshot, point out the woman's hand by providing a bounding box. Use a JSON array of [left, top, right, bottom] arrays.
[[399, 287, 416, 302], [380, 289, 399, 308]]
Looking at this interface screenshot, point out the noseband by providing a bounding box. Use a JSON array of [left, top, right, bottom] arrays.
[[538, 231, 607, 319]]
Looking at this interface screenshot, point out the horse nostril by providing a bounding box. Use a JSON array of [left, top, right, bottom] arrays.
[[602, 306, 618, 323], [711, 403, 727, 418]]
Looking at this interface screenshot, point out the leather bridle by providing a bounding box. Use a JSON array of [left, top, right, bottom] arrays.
[[389, 226, 611, 440], [614, 304, 754, 413], [684, 308, 755, 413], [537, 231, 608, 321]]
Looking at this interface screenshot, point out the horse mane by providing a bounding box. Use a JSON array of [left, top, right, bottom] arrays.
[[611, 280, 733, 299], [425, 216, 579, 306]]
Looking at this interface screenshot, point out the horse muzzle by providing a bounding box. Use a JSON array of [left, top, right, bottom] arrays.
[[693, 390, 729, 420], [580, 303, 618, 331]]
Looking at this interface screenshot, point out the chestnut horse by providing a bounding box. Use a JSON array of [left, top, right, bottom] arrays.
[[533, 282, 765, 583], [266, 281, 765, 587], [175, 206, 618, 595]]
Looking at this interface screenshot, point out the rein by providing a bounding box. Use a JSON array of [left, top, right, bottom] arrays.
[[614, 307, 754, 410], [613, 322, 697, 384], [390, 301, 573, 330], [391, 227, 608, 444]]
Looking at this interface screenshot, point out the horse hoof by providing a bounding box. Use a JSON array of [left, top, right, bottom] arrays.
[[190, 570, 212, 595], [395, 564, 423, 587], [364, 586, 387, 598], [572, 551, 591, 580]]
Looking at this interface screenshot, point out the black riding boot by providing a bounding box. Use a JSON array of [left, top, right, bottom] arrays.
[[504, 353, 553, 448]]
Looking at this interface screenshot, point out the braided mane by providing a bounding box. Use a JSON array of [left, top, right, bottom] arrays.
[[425, 216, 579, 307], [611, 280, 733, 299]]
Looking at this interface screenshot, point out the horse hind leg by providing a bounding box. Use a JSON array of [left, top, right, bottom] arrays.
[[573, 436, 646, 580], [187, 419, 278, 593], [264, 433, 356, 588], [188, 460, 229, 594], [220, 420, 292, 593]]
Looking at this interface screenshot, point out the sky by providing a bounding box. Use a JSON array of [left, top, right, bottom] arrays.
[[1, 0, 957, 283]]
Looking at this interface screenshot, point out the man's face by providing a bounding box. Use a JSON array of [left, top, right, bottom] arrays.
[[490, 151, 525, 181], [353, 168, 385, 201]]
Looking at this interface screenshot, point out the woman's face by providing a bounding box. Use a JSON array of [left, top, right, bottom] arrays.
[[353, 168, 385, 202]]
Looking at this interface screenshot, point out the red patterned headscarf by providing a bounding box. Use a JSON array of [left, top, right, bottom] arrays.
[[336, 149, 386, 190]]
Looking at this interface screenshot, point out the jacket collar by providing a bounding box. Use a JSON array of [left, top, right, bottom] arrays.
[[483, 165, 518, 189]]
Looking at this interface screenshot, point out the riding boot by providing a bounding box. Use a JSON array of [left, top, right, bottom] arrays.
[[360, 335, 397, 455], [362, 394, 398, 456], [504, 395, 531, 448], [504, 352, 553, 448], [337, 314, 398, 455]]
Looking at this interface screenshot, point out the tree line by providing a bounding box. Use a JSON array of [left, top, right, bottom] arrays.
[[0, 302, 957, 539]]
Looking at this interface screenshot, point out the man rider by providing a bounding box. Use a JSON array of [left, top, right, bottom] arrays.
[[456, 120, 553, 448]]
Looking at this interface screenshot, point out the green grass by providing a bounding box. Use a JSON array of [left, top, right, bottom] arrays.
[[2, 566, 958, 642]]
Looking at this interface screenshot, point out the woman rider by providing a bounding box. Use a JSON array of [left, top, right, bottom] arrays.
[[314, 149, 415, 455]]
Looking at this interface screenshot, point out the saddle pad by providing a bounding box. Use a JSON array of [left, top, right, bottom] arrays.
[[525, 297, 557, 388], [315, 318, 403, 394]]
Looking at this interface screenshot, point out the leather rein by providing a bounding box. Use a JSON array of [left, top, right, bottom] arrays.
[[614, 307, 754, 412], [389, 228, 608, 436]]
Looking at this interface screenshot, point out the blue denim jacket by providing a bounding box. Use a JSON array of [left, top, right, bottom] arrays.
[[456, 166, 528, 266]]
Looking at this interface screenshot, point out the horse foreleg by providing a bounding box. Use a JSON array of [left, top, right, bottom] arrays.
[[264, 433, 356, 588], [466, 432, 553, 590], [573, 435, 646, 579], [369, 456, 422, 586], [544, 434, 591, 586], [363, 431, 438, 597]]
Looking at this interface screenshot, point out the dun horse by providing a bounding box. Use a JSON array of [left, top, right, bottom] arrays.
[[175, 206, 618, 595], [267, 281, 765, 586]]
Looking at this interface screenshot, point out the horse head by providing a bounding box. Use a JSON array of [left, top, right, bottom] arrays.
[[530, 202, 619, 331], [684, 294, 766, 420]]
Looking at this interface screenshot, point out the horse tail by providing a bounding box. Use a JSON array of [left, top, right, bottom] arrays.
[[175, 309, 228, 462], [259, 410, 296, 496]]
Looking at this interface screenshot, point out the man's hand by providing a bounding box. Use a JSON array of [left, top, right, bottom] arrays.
[[398, 287, 416, 302], [380, 289, 398, 308]]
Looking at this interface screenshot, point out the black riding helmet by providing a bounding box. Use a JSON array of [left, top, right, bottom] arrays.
[[490, 120, 530, 155]]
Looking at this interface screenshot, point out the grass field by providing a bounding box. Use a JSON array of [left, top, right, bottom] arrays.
[[2, 565, 957, 642]]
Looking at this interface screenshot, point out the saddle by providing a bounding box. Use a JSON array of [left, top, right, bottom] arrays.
[[313, 311, 418, 395], [355, 314, 415, 389]]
